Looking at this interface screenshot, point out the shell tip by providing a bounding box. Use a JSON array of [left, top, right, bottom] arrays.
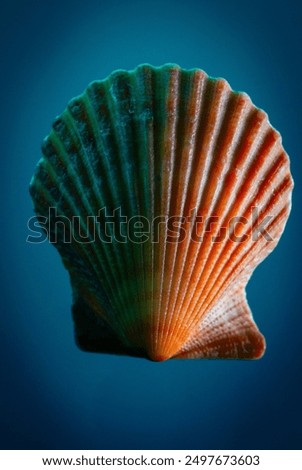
[[147, 347, 172, 362], [252, 332, 266, 360], [149, 353, 169, 363]]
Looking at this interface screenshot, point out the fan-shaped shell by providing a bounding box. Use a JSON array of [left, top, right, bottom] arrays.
[[30, 64, 293, 361]]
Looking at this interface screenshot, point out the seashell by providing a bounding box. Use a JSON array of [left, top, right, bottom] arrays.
[[30, 64, 293, 361]]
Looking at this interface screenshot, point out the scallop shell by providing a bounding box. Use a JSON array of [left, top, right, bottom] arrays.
[[30, 64, 293, 361]]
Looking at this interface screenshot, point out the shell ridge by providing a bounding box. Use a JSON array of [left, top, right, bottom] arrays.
[[167, 91, 250, 345], [187, 174, 293, 329], [89, 73, 144, 343], [51, 106, 139, 334], [84, 82, 139, 321], [158, 69, 199, 358], [77, 91, 145, 334], [170, 106, 269, 328], [170, 79, 229, 317], [104, 71, 149, 346], [151, 66, 181, 360], [188, 164, 291, 323], [54, 107, 131, 320], [198, 203, 291, 330], [138, 66, 158, 355], [141, 66, 157, 358], [161, 76, 217, 353], [64, 96, 129, 311], [128, 70, 151, 348], [159, 73, 210, 337], [175, 285, 265, 359], [160, 70, 208, 355], [166, 78, 233, 354], [176, 116, 284, 330], [138, 66, 161, 357]]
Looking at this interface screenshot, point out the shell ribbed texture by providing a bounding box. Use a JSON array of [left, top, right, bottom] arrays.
[[30, 64, 293, 361]]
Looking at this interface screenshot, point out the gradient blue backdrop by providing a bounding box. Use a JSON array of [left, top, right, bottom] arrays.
[[1, 0, 301, 450]]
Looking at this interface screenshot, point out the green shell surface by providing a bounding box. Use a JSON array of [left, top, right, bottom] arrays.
[[30, 64, 293, 361]]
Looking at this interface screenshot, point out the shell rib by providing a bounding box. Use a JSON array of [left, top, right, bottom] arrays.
[[30, 64, 293, 361]]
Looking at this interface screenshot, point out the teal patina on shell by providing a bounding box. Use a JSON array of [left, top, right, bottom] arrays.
[[30, 64, 293, 361]]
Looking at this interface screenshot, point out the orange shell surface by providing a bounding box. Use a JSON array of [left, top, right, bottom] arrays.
[[30, 65, 293, 360]]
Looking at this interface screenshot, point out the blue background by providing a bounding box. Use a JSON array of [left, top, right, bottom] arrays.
[[1, 0, 301, 450]]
